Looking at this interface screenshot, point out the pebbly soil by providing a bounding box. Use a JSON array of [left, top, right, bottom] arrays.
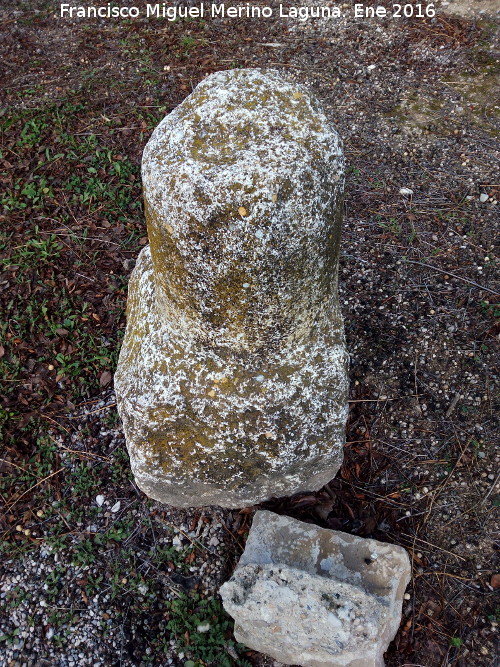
[[0, 1, 498, 666]]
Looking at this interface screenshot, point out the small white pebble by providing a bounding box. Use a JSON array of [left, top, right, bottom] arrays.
[[197, 623, 211, 633]]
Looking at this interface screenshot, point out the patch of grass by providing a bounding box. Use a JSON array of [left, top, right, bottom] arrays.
[[71, 538, 96, 566], [17, 117, 47, 147], [110, 446, 133, 483], [2, 226, 62, 269], [488, 608, 500, 623], [103, 410, 120, 428], [167, 592, 250, 666], [45, 566, 66, 602], [180, 35, 197, 51], [151, 542, 196, 575], [102, 515, 135, 544], [69, 461, 104, 497], [449, 636, 463, 648], [347, 165, 361, 177], [4, 586, 30, 610], [378, 217, 402, 238], [0, 97, 139, 425], [0, 430, 58, 503], [480, 301, 500, 322], [0, 628, 21, 646]]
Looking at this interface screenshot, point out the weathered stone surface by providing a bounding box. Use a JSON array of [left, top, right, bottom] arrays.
[[114, 68, 348, 508], [220, 511, 411, 666]]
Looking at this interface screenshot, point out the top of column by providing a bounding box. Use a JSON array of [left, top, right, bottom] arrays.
[[142, 68, 344, 354]]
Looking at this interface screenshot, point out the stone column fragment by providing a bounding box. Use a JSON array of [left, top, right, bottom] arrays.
[[220, 511, 412, 666], [114, 68, 348, 508]]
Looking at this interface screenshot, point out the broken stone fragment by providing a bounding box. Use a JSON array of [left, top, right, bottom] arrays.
[[220, 511, 411, 667], [114, 68, 348, 508]]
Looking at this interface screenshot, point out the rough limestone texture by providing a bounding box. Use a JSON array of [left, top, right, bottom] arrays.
[[114, 68, 348, 508], [220, 511, 412, 667]]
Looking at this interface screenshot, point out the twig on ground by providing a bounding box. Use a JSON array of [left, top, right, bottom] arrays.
[[348, 394, 421, 403], [0, 458, 32, 474], [404, 259, 500, 296], [445, 392, 461, 418], [40, 413, 71, 434], [481, 471, 500, 506], [158, 518, 209, 553], [67, 402, 117, 419], [222, 522, 245, 551], [423, 438, 472, 524], [414, 571, 473, 581], [400, 533, 466, 562], [1, 468, 63, 516]]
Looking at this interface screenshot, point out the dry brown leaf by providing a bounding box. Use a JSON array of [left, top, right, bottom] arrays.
[[100, 371, 112, 387]]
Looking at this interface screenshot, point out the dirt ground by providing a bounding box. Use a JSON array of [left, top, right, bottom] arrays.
[[1, 1, 499, 666]]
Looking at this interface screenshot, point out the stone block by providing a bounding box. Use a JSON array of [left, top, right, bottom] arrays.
[[220, 511, 411, 666], [115, 69, 348, 508]]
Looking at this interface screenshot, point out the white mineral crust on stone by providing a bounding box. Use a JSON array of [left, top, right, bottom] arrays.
[[220, 511, 412, 666], [114, 69, 348, 508]]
